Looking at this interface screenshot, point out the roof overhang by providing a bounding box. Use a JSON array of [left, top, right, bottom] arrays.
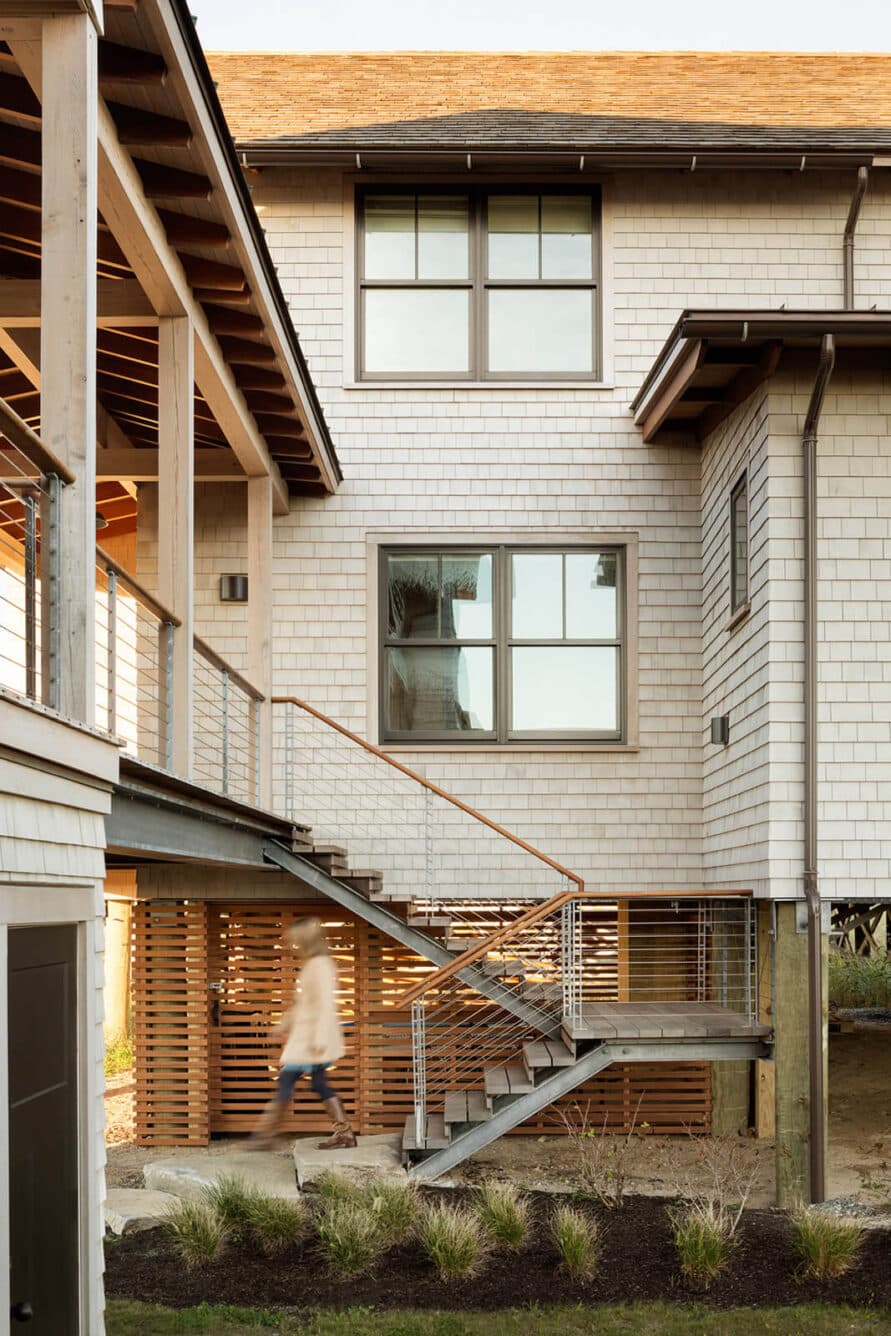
[[632, 309, 891, 444]]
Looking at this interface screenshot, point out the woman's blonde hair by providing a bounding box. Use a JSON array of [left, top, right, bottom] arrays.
[[287, 916, 328, 957]]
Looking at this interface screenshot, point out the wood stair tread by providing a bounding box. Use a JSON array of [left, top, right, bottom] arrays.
[[523, 1038, 576, 1069], [484, 1063, 534, 1098], [402, 1111, 450, 1151]]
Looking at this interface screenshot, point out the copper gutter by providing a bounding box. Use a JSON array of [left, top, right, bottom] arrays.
[[802, 332, 835, 1204], [272, 694, 583, 887]]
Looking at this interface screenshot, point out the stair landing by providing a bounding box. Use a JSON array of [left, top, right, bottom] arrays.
[[567, 1001, 770, 1042]]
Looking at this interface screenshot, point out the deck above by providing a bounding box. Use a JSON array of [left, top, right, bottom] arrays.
[[566, 1001, 771, 1042]]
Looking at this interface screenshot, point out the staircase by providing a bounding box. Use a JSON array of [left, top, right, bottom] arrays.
[[269, 696, 768, 1178]]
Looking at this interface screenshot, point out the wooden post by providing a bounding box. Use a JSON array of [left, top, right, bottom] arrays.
[[755, 899, 776, 1138], [157, 316, 194, 776], [40, 13, 98, 723], [103, 898, 132, 1044], [247, 474, 274, 808], [774, 902, 816, 1206]]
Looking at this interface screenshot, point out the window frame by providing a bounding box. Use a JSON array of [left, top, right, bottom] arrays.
[[356, 186, 602, 383], [729, 470, 749, 615], [379, 543, 624, 745]]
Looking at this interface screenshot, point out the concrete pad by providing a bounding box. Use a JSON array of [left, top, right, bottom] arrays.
[[293, 1133, 406, 1191], [105, 1188, 179, 1236], [144, 1151, 300, 1203]]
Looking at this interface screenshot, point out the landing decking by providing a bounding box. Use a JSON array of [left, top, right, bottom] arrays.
[[567, 1001, 771, 1042]]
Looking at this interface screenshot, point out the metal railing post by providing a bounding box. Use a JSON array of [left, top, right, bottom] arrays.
[[221, 669, 229, 796], [253, 697, 261, 807], [745, 898, 754, 1023], [411, 999, 427, 1146], [106, 567, 118, 735], [424, 784, 434, 901], [163, 621, 175, 771], [22, 490, 37, 700], [561, 891, 582, 1028], [283, 702, 293, 819], [44, 473, 62, 712]]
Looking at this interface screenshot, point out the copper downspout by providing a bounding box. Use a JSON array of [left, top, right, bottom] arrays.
[[843, 167, 868, 308], [802, 332, 835, 1204]]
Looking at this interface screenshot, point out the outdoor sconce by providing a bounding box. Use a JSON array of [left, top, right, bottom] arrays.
[[219, 573, 248, 603], [710, 715, 730, 746]]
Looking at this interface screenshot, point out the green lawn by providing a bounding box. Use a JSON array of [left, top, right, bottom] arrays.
[[106, 1300, 891, 1336]]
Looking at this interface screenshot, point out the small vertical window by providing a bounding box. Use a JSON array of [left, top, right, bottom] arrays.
[[730, 472, 749, 613]]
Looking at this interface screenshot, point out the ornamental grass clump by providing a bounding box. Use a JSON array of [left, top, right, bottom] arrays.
[[475, 1180, 530, 1252], [670, 1201, 734, 1291], [202, 1175, 260, 1239], [551, 1204, 600, 1281], [314, 1168, 361, 1206], [317, 1201, 386, 1278], [164, 1198, 228, 1268], [246, 1194, 309, 1257], [793, 1208, 864, 1280], [828, 948, 891, 1010], [361, 1175, 419, 1246], [417, 1202, 490, 1279]]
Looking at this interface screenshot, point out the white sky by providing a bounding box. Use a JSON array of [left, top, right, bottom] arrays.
[[195, 0, 891, 52]]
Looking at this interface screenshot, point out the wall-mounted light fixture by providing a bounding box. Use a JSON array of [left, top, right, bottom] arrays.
[[219, 574, 248, 603], [710, 715, 730, 746]]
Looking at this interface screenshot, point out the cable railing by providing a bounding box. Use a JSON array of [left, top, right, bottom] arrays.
[[405, 891, 757, 1143], [193, 635, 263, 805], [0, 400, 72, 709], [272, 695, 582, 904]]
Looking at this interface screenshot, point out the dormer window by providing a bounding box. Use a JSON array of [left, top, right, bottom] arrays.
[[357, 189, 601, 381]]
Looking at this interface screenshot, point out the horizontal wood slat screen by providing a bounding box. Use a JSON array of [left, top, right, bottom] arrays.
[[133, 900, 711, 1143], [133, 901, 209, 1145]]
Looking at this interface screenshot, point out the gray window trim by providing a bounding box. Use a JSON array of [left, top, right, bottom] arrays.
[[730, 470, 749, 614], [379, 543, 624, 744], [357, 187, 602, 383]]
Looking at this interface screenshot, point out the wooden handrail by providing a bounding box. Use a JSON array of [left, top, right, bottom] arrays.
[[195, 633, 264, 702], [0, 397, 76, 485], [96, 544, 181, 627], [272, 693, 583, 889], [396, 885, 754, 1008]]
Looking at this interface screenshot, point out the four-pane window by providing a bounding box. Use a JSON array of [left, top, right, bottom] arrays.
[[359, 190, 601, 380], [381, 546, 622, 743], [730, 472, 749, 613]]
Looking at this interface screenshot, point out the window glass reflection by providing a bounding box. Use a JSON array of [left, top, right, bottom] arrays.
[[487, 195, 539, 279], [441, 554, 492, 639], [364, 195, 415, 279], [511, 646, 617, 732], [387, 555, 439, 638], [364, 289, 470, 374], [418, 196, 469, 279], [512, 553, 563, 639], [488, 289, 593, 374], [565, 552, 617, 639], [386, 646, 493, 733]]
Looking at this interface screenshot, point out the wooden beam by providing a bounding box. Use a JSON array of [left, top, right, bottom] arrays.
[[202, 303, 263, 336], [176, 252, 245, 293], [95, 94, 288, 508], [253, 416, 303, 439], [97, 38, 166, 86], [276, 462, 320, 483], [106, 100, 191, 148], [247, 473, 272, 807], [217, 335, 275, 365], [134, 157, 211, 201], [157, 209, 229, 250], [230, 365, 286, 392], [40, 13, 98, 720], [157, 315, 193, 775], [0, 199, 129, 269], [638, 338, 704, 443], [0, 276, 155, 326], [191, 286, 252, 305], [242, 389, 297, 416], [96, 447, 245, 481], [696, 342, 782, 442]]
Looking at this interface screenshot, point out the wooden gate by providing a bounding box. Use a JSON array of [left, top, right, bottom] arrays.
[[134, 900, 712, 1144]]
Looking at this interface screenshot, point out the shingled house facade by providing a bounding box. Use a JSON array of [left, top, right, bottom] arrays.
[[2, 27, 891, 1329]]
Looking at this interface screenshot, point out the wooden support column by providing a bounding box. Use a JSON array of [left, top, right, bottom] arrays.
[[755, 899, 776, 1138], [157, 316, 194, 776], [40, 13, 98, 722], [247, 473, 274, 808], [773, 901, 827, 1206]]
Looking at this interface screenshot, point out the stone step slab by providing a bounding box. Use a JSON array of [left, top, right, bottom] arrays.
[[105, 1187, 180, 1236], [143, 1150, 300, 1202], [293, 1132, 406, 1191]]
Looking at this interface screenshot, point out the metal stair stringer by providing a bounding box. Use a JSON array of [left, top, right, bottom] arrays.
[[262, 840, 562, 1035]]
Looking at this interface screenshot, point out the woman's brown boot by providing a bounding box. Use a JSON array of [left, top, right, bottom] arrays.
[[317, 1096, 357, 1149], [249, 1098, 286, 1151]]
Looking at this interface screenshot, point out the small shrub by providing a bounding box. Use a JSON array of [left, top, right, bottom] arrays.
[[417, 1202, 490, 1279], [551, 1204, 600, 1281], [558, 1096, 650, 1207], [476, 1180, 530, 1251], [793, 1208, 864, 1279], [164, 1199, 228, 1267], [670, 1201, 734, 1291], [828, 949, 891, 1010], [317, 1202, 386, 1277], [247, 1194, 309, 1256], [202, 1176, 259, 1238], [361, 1176, 419, 1246], [314, 1169, 361, 1206], [104, 1031, 134, 1078]]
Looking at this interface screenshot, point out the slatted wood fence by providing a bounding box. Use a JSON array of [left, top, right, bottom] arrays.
[[133, 900, 711, 1144]]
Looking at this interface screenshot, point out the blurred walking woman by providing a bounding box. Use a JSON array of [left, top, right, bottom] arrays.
[[251, 916, 356, 1150]]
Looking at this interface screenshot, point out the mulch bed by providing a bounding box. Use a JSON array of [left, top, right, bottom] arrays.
[[104, 1191, 891, 1313]]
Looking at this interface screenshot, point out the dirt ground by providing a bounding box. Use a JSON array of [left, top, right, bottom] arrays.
[[105, 1032, 891, 1209]]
